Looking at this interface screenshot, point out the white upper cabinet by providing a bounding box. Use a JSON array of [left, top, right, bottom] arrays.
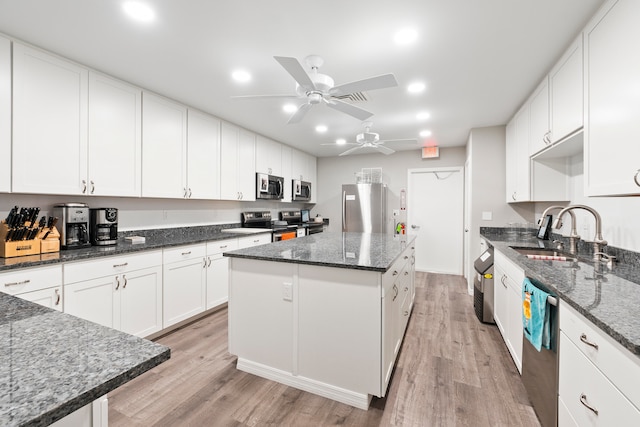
[[528, 77, 550, 156], [281, 145, 292, 203], [549, 35, 583, 143], [88, 72, 142, 197], [255, 135, 282, 176], [220, 121, 256, 201], [187, 109, 220, 200], [584, 0, 640, 196], [505, 104, 531, 202], [12, 43, 88, 195], [142, 92, 188, 198], [0, 36, 9, 193]]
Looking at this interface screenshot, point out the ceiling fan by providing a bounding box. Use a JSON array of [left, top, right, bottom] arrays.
[[323, 121, 417, 156], [232, 55, 398, 124]]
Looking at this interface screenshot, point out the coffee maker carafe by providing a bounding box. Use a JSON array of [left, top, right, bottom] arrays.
[[53, 203, 91, 249], [90, 208, 118, 246]]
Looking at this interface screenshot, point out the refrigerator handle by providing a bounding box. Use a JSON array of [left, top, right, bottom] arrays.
[[342, 190, 346, 231]]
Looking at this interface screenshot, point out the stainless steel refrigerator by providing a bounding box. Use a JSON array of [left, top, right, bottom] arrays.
[[342, 183, 387, 233]]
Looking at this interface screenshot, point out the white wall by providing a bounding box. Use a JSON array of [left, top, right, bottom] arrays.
[[315, 148, 467, 233]]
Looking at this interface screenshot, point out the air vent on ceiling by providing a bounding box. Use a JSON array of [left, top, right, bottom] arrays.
[[333, 92, 368, 102]]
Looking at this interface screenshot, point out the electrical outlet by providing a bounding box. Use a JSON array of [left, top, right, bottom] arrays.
[[282, 282, 292, 301], [393, 209, 400, 217]]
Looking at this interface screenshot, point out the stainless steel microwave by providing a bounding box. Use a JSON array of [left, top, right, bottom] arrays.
[[256, 173, 284, 200], [292, 180, 311, 202]]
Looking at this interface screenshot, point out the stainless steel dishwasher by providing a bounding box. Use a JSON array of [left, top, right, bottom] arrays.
[[521, 279, 559, 427]]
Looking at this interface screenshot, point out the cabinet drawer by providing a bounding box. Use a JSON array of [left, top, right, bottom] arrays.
[[17, 286, 63, 311], [560, 302, 640, 408], [163, 244, 206, 264], [237, 233, 271, 248], [64, 250, 162, 284], [1, 265, 62, 295], [207, 238, 238, 255], [559, 332, 640, 425]]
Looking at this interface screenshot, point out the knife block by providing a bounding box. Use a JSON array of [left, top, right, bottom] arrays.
[[0, 221, 41, 258], [38, 227, 60, 254]]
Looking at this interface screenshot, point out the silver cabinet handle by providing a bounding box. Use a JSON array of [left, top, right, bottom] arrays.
[[220, 245, 228, 249], [55, 288, 61, 306], [511, 192, 517, 201], [543, 131, 552, 145], [579, 333, 599, 350], [202, 257, 207, 268], [4, 279, 30, 287], [207, 256, 212, 267], [82, 179, 87, 194], [392, 284, 399, 301], [113, 262, 129, 268], [634, 169, 640, 187], [404, 310, 409, 317], [115, 276, 120, 290], [122, 275, 128, 289], [188, 188, 192, 198], [404, 271, 409, 276], [579, 393, 599, 415], [182, 251, 192, 256], [90, 180, 95, 194], [392, 270, 398, 276], [501, 274, 508, 288]]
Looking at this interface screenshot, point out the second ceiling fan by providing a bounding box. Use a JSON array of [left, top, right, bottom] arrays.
[[233, 55, 398, 124], [323, 121, 417, 156]]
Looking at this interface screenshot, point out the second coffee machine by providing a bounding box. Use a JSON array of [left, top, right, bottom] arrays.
[[90, 208, 118, 246]]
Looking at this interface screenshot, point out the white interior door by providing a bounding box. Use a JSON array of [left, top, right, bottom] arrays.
[[407, 167, 464, 275]]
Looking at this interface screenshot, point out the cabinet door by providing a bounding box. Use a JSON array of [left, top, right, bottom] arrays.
[[493, 263, 509, 337], [281, 145, 292, 203], [120, 266, 163, 337], [163, 258, 207, 328], [88, 72, 142, 197], [529, 77, 550, 155], [507, 277, 523, 373], [584, 0, 640, 196], [550, 35, 583, 143], [505, 118, 518, 203], [255, 135, 281, 175], [17, 286, 63, 312], [187, 110, 220, 200], [514, 104, 531, 202], [142, 92, 187, 198], [238, 128, 256, 201], [65, 276, 117, 329], [0, 36, 9, 193], [220, 121, 240, 200], [206, 253, 230, 309], [12, 43, 88, 195]]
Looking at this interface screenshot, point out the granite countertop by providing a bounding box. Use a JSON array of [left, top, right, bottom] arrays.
[[224, 231, 416, 272], [0, 293, 170, 427], [0, 224, 271, 273], [480, 228, 640, 358]]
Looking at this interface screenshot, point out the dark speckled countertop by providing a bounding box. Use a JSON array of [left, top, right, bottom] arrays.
[[481, 227, 640, 359], [224, 232, 416, 272], [0, 293, 170, 427]]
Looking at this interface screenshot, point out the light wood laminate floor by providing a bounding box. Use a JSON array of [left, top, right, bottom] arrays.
[[109, 272, 540, 426]]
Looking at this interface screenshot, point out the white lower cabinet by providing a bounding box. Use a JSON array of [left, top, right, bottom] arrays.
[[206, 238, 238, 310], [64, 251, 163, 338], [50, 396, 108, 427], [1, 265, 63, 311], [237, 233, 271, 249], [493, 249, 524, 373], [162, 244, 207, 328], [559, 302, 640, 426]]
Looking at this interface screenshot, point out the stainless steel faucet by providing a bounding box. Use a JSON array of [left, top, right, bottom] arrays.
[[541, 205, 579, 254], [554, 205, 607, 261]]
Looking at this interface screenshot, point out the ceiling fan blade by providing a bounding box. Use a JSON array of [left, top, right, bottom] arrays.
[[379, 138, 418, 144], [231, 94, 299, 100], [287, 103, 312, 124], [320, 142, 359, 146], [339, 145, 364, 156], [326, 99, 373, 121], [374, 144, 395, 155], [329, 73, 398, 96], [274, 56, 316, 90]]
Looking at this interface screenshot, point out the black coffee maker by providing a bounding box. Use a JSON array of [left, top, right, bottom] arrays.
[[89, 208, 118, 246], [53, 203, 91, 249]]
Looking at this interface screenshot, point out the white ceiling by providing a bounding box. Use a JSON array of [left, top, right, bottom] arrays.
[[0, 0, 604, 157]]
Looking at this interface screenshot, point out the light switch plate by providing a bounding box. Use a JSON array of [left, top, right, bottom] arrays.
[[482, 211, 493, 221], [282, 282, 292, 301]]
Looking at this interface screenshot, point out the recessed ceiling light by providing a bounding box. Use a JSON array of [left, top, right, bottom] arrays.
[[419, 129, 432, 137], [394, 28, 418, 45], [122, 1, 155, 22], [315, 125, 328, 133], [336, 138, 347, 145], [408, 82, 426, 94], [283, 103, 297, 113], [231, 70, 251, 83], [416, 111, 431, 121]]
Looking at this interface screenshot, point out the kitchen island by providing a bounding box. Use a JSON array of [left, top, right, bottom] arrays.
[[224, 232, 416, 409], [0, 293, 169, 427]]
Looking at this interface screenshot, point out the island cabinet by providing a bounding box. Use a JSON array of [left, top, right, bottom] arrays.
[[64, 251, 163, 338], [228, 241, 415, 410], [493, 249, 524, 373], [0, 35, 9, 193], [558, 302, 640, 425], [584, 0, 640, 196], [1, 265, 63, 311]]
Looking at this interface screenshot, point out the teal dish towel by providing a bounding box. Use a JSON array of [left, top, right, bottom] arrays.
[[522, 278, 551, 352]]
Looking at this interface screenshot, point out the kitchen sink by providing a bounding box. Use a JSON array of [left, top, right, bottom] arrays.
[[510, 246, 578, 262]]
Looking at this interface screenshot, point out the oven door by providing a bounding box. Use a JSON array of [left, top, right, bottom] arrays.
[[272, 229, 297, 242]]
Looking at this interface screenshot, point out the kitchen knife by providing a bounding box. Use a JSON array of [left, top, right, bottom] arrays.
[[42, 217, 58, 239]]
